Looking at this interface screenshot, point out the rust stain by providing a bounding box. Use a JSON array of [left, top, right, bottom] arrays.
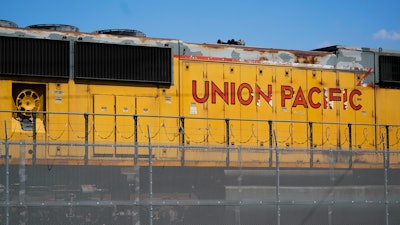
[[294, 55, 320, 64], [291, 50, 332, 64]]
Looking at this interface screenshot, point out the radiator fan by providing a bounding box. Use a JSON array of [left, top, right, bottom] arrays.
[[15, 89, 41, 117]]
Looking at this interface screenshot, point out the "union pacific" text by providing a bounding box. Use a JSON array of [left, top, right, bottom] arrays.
[[192, 80, 362, 110]]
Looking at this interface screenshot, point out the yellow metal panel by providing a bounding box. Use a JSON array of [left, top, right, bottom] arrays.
[[89, 83, 158, 97], [291, 69, 308, 147], [336, 71, 354, 155], [376, 89, 400, 165], [136, 96, 159, 143], [307, 70, 323, 147], [47, 83, 70, 157], [68, 81, 89, 157], [238, 65, 257, 147], [158, 115, 180, 159], [206, 62, 225, 145], [93, 95, 115, 156], [115, 95, 135, 155], [274, 67, 292, 149], [69, 82, 89, 113], [351, 73, 377, 166], [338, 71, 356, 152], [158, 81, 180, 148], [275, 67, 304, 166], [353, 74, 375, 150], [157, 57, 182, 149], [306, 70, 329, 167], [181, 61, 208, 146], [224, 64, 241, 119], [0, 80, 12, 142], [136, 96, 161, 160], [0, 80, 21, 160], [322, 71, 340, 150], [224, 63, 241, 152], [256, 66, 274, 146], [376, 89, 400, 124], [288, 69, 309, 165]]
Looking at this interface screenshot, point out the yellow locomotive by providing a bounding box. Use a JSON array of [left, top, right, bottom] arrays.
[[1, 21, 400, 225], [1, 24, 399, 168]]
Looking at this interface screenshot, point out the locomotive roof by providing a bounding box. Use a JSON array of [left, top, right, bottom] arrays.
[[0, 25, 398, 72]]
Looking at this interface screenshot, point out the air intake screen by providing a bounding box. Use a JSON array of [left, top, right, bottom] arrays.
[[74, 42, 172, 84], [0, 36, 69, 78], [380, 55, 400, 83]]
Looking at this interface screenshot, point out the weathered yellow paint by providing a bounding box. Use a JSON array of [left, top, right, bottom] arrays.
[[2, 56, 400, 169], [181, 61, 207, 147], [274, 67, 292, 149], [290, 69, 309, 164], [115, 95, 135, 155], [0, 80, 12, 140], [256, 66, 274, 147], [206, 63, 225, 145], [47, 82, 69, 157], [376, 88, 400, 166], [93, 94, 115, 155]]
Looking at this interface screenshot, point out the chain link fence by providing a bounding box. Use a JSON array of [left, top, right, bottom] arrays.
[[1, 111, 399, 225]]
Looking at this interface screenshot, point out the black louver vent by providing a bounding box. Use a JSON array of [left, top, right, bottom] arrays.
[[74, 42, 172, 84], [380, 55, 400, 83], [0, 36, 69, 78]]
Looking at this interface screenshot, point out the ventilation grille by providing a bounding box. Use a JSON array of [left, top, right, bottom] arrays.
[[0, 36, 69, 78], [74, 42, 172, 84], [380, 55, 400, 83]]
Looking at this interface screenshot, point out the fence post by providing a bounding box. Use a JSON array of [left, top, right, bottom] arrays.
[[180, 117, 185, 166], [4, 121, 10, 225], [383, 128, 389, 225], [348, 123, 352, 169], [309, 122, 313, 168], [268, 120, 273, 167], [385, 125, 390, 165], [147, 125, 153, 225], [226, 119, 230, 167], [133, 115, 138, 165], [84, 113, 89, 165], [32, 112, 37, 165], [273, 130, 280, 225]]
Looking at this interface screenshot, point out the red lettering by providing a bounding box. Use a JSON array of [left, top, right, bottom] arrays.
[[192, 80, 363, 111], [349, 89, 362, 110], [329, 88, 342, 101], [230, 82, 236, 104], [256, 84, 272, 105], [192, 80, 209, 103], [292, 86, 308, 108], [308, 87, 321, 109], [211, 82, 229, 104], [237, 83, 253, 105], [281, 86, 293, 107]]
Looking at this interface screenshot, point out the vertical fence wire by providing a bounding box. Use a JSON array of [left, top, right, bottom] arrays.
[[273, 130, 280, 225], [4, 120, 10, 225], [383, 132, 389, 225], [147, 125, 153, 225]]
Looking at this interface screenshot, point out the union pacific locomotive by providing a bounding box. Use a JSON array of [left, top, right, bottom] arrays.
[[1, 20, 400, 225]]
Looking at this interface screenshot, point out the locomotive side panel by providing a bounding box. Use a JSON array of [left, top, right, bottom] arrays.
[[0, 80, 13, 147], [376, 88, 400, 166], [46, 82, 69, 157]]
